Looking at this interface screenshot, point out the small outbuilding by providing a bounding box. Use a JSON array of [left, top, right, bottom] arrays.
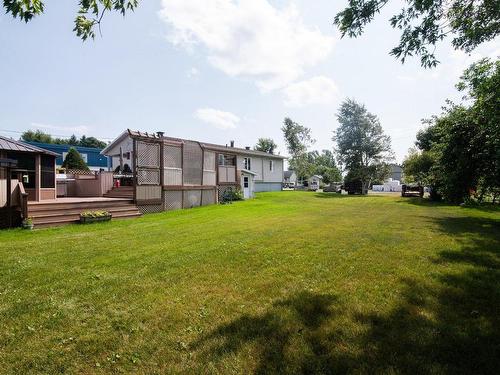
[[0, 136, 58, 228], [241, 169, 257, 199]]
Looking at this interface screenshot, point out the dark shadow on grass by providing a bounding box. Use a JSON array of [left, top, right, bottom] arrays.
[[193, 216, 500, 374], [314, 192, 378, 199], [399, 197, 500, 213]]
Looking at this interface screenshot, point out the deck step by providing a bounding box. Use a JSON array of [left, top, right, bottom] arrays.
[[28, 198, 141, 228], [104, 186, 134, 199]]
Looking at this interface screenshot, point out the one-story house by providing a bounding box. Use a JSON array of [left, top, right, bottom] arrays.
[[283, 170, 297, 187], [25, 142, 110, 171], [101, 130, 286, 212]]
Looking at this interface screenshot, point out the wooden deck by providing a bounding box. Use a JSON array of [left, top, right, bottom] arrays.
[[28, 197, 142, 227], [29, 197, 132, 205]]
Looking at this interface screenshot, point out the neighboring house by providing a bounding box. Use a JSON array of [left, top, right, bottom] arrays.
[[25, 142, 110, 171], [283, 170, 297, 186], [390, 164, 403, 182], [101, 130, 286, 213], [308, 175, 323, 191]]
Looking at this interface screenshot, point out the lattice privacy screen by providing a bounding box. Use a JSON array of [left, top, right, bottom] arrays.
[[137, 204, 163, 214], [183, 141, 203, 185], [202, 189, 216, 206], [183, 190, 202, 208], [136, 185, 161, 200], [164, 169, 182, 186], [164, 190, 182, 211], [164, 145, 182, 168], [137, 141, 160, 168], [203, 171, 216, 186], [137, 169, 160, 185], [218, 185, 239, 202], [204, 151, 216, 171]]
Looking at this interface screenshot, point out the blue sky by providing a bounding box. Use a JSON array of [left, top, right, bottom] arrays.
[[1, 0, 498, 163]]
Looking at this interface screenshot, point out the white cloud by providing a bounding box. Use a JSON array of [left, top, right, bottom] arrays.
[[195, 108, 240, 129], [187, 67, 200, 78], [159, 0, 335, 91], [282, 76, 339, 107], [31, 122, 89, 135]]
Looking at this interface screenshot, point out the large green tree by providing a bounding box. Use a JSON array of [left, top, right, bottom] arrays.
[[254, 138, 278, 154], [21, 130, 107, 149], [281, 117, 315, 180], [3, 0, 138, 40], [334, 0, 500, 68], [412, 58, 500, 203], [307, 150, 342, 184], [62, 147, 90, 171], [334, 99, 393, 192]]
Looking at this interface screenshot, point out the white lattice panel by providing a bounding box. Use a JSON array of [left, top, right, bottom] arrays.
[[183, 190, 201, 208], [164, 190, 182, 211], [202, 189, 216, 206], [138, 204, 163, 214], [164, 168, 182, 186], [137, 141, 160, 168], [164, 145, 182, 168], [137, 169, 160, 185]]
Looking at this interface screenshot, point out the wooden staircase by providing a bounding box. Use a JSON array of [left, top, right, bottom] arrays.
[[103, 186, 134, 199], [28, 198, 141, 228]]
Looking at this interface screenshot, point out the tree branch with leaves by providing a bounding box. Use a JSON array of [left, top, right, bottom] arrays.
[[334, 0, 500, 68], [3, 0, 139, 40]]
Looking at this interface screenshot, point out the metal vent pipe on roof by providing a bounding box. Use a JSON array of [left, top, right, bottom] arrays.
[[230, 140, 234, 147]]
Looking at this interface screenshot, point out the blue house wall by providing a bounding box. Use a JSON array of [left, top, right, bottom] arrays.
[[25, 142, 109, 170]]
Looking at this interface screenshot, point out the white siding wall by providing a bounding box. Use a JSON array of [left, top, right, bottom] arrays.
[[262, 158, 284, 183], [236, 155, 283, 183]]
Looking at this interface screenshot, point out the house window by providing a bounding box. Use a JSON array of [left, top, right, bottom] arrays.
[[243, 176, 249, 188], [269, 160, 274, 172], [218, 154, 236, 166], [244, 157, 251, 170]]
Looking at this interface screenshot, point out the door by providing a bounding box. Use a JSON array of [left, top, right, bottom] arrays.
[[243, 176, 250, 199]]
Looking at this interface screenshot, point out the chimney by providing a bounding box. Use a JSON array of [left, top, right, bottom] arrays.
[[156, 131, 164, 138], [230, 140, 235, 147], [245, 146, 250, 150]]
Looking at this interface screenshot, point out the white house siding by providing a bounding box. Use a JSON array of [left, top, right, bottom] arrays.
[[236, 155, 283, 192], [262, 158, 283, 183], [254, 182, 282, 192], [236, 155, 283, 183], [237, 155, 263, 180], [108, 136, 134, 171]]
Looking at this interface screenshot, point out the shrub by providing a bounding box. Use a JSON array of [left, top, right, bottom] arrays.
[[221, 188, 244, 203]]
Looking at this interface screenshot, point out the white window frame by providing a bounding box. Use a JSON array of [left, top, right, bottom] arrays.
[[244, 157, 251, 170]]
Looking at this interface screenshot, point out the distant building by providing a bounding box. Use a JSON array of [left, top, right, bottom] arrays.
[[25, 142, 110, 171], [283, 170, 297, 185], [390, 164, 403, 182]]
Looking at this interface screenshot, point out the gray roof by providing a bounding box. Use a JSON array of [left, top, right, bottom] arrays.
[[103, 129, 287, 159], [0, 136, 59, 156]]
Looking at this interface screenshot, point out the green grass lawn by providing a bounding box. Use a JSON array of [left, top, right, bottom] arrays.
[[0, 192, 499, 374]]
